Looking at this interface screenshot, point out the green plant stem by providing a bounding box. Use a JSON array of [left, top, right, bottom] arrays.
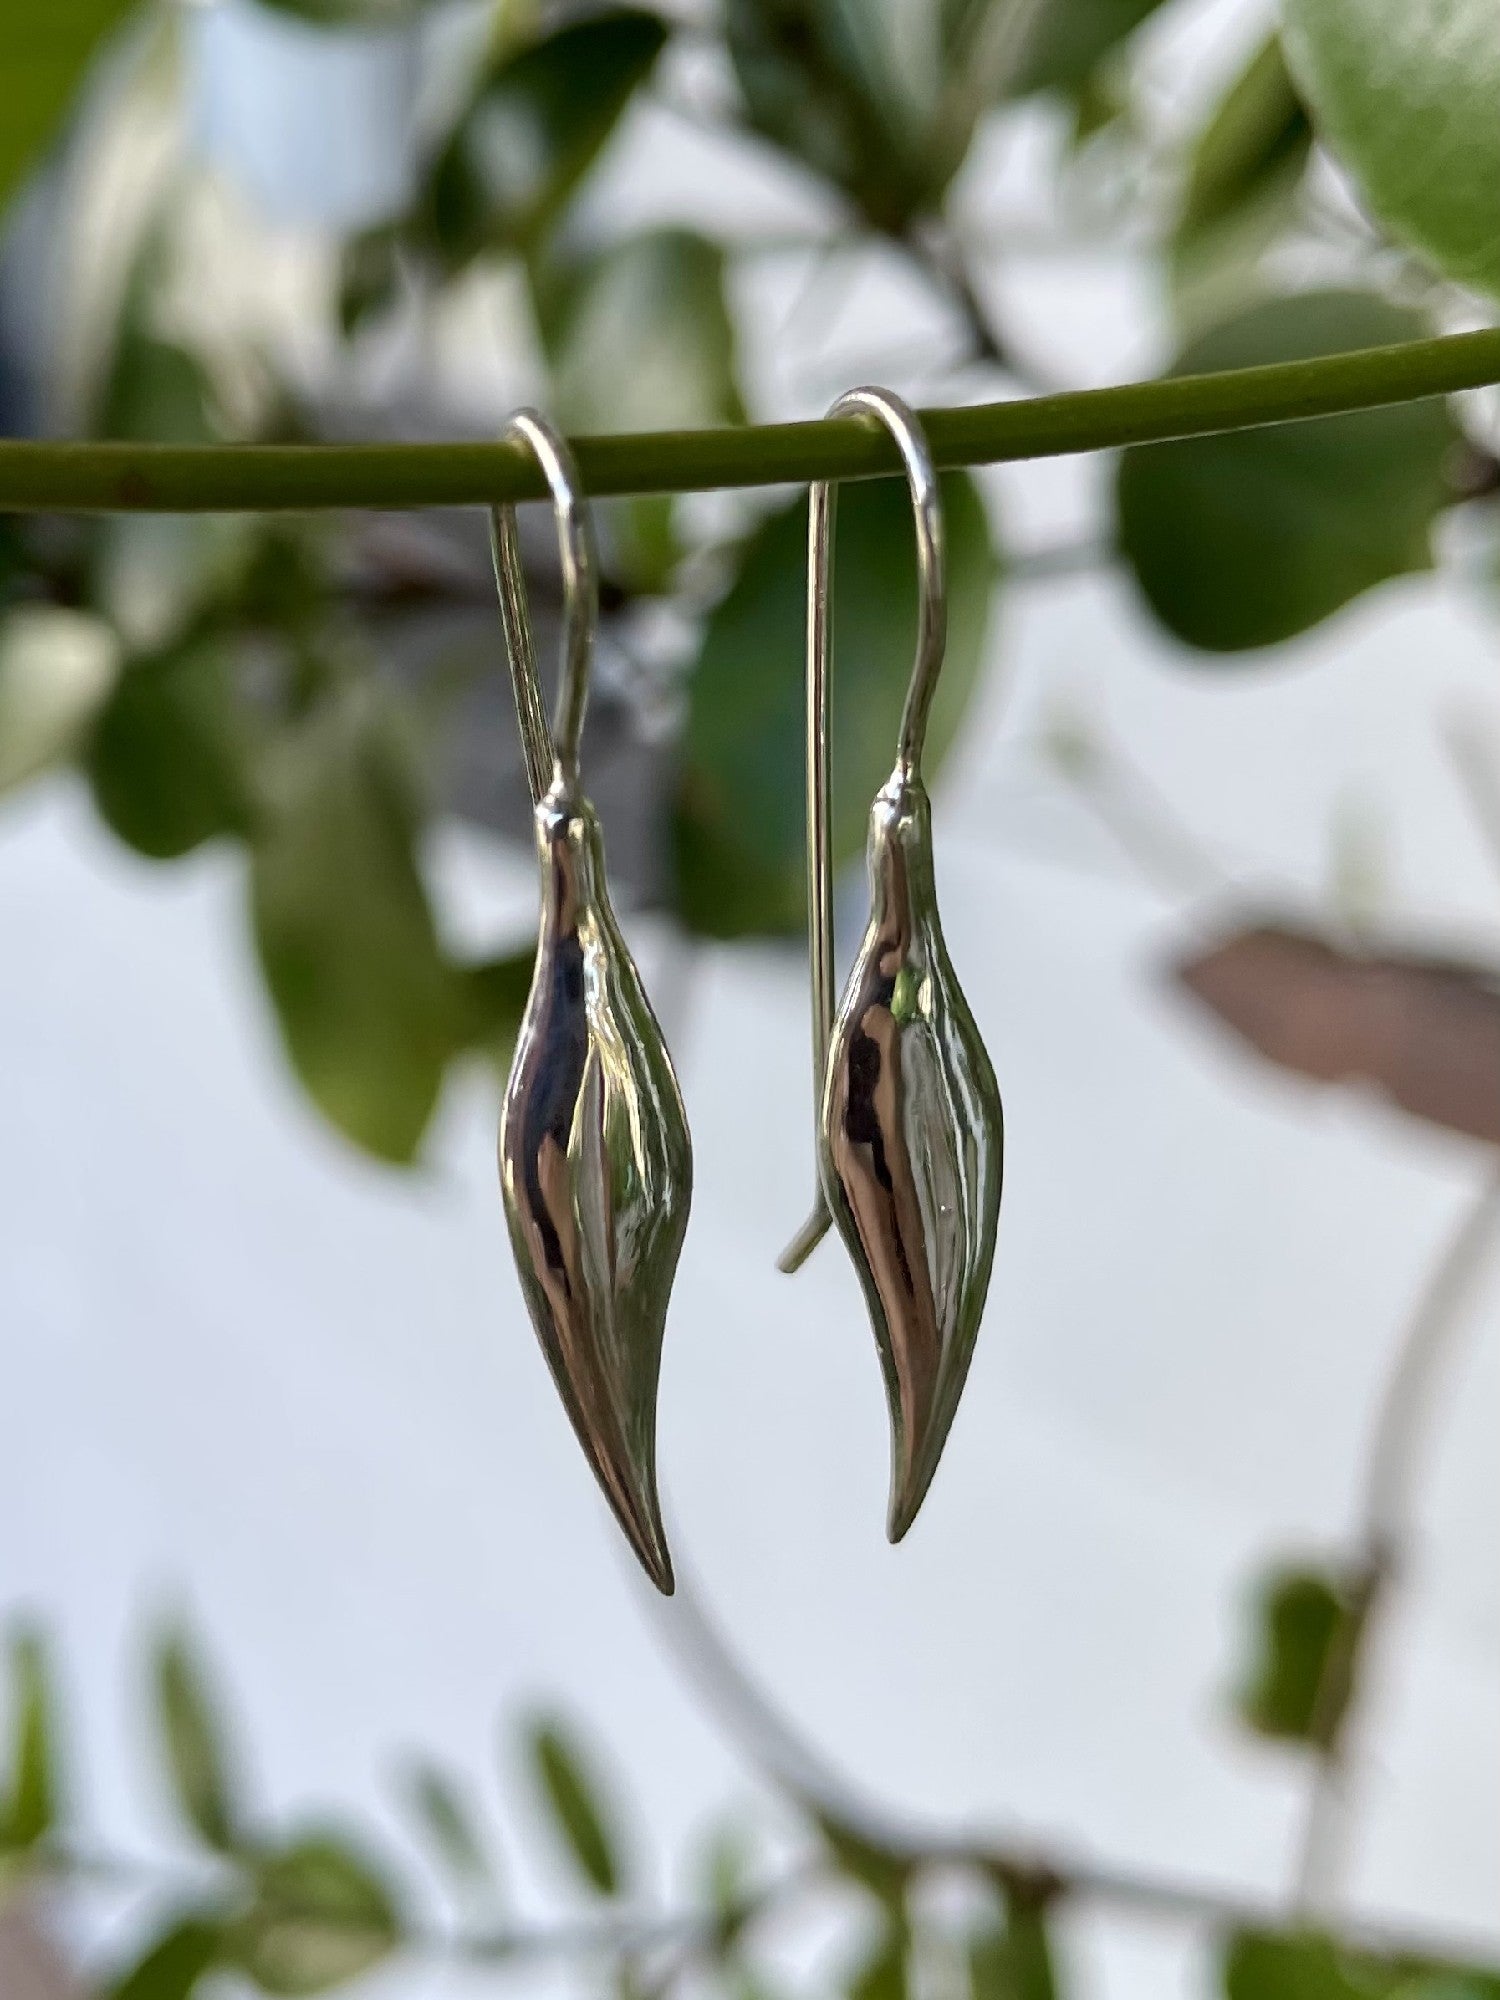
[[2, 327, 1500, 512]]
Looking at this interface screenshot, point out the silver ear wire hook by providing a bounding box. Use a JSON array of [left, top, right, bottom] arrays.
[[780, 386, 950, 1273], [779, 385, 1003, 1541], [488, 409, 598, 804], [491, 412, 691, 1595]]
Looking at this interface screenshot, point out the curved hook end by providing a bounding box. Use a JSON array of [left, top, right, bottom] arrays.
[[776, 1200, 832, 1275]]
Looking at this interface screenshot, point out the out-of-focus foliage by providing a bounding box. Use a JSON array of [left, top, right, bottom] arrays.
[[1169, 32, 1311, 330], [87, 631, 258, 857], [395, 1758, 498, 1896], [1009, 0, 1167, 98], [1118, 291, 1455, 652], [226, 1835, 401, 1993], [534, 225, 743, 591], [1224, 1929, 1500, 2000], [0, 0, 1490, 1166], [526, 1715, 629, 1896], [0, 1629, 59, 1854], [1234, 1563, 1364, 1746], [0, 0, 138, 213], [1175, 35, 1309, 249], [155, 1627, 242, 1850], [423, 8, 669, 268], [1283, 0, 1500, 302], [5, 1616, 1492, 1998], [249, 678, 460, 1163], [725, 0, 1038, 230]]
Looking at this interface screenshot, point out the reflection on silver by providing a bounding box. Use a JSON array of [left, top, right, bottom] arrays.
[[780, 387, 1003, 1541], [490, 412, 690, 1594]]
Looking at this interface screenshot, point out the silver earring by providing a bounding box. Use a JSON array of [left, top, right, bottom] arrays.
[[780, 387, 1004, 1542], [490, 411, 691, 1594]]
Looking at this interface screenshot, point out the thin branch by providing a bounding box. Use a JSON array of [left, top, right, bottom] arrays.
[[4, 327, 1500, 511], [646, 1573, 1498, 1972], [649, 1562, 879, 1830], [1293, 1169, 1500, 1917], [47, 1838, 799, 1966]]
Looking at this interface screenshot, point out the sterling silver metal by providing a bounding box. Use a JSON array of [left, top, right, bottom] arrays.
[[779, 387, 1004, 1541], [490, 411, 690, 1594]]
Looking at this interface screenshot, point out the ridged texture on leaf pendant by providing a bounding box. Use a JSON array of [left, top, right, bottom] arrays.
[[500, 787, 691, 1592], [820, 771, 1003, 1540]]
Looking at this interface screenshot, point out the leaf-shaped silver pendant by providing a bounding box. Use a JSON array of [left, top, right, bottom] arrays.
[[500, 784, 691, 1594], [819, 769, 1003, 1541]]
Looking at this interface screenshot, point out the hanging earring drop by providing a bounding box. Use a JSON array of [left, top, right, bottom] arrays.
[[780, 387, 1004, 1542], [490, 411, 691, 1595]]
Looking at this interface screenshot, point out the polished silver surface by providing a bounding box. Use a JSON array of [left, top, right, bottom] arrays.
[[490, 411, 690, 1594], [780, 387, 1003, 1540]]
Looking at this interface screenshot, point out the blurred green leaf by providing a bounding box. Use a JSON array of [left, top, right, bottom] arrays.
[[425, 8, 668, 267], [87, 633, 258, 859], [454, 948, 532, 1075], [0, 0, 138, 217], [726, 0, 1012, 228], [229, 1832, 400, 1994], [673, 471, 998, 937], [527, 1717, 628, 1897], [1, 1627, 58, 1851], [536, 227, 744, 590], [848, 1923, 909, 2000], [154, 1629, 240, 1852], [91, 517, 241, 656], [969, 1899, 1057, 2000], [1282, 0, 1500, 304], [1010, 0, 1167, 97], [1228, 1930, 1500, 2000], [1117, 291, 1455, 654], [96, 329, 220, 446], [1225, 1930, 1365, 2000], [538, 228, 744, 435], [698, 1819, 756, 1940], [1236, 1563, 1363, 1746], [229, 524, 332, 639], [1170, 35, 1311, 333], [397, 1758, 495, 1892], [250, 679, 458, 1164], [1177, 37, 1311, 246], [0, 606, 119, 797], [336, 226, 403, 342], [106, 1916, 224, 2000], [818, 1817, 910, 1912], [1223, 1929, 1410, 2000], [255, 0, 445, 20]]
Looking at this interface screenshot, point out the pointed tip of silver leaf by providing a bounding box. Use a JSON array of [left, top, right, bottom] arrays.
[[885, 1457, 937, 1545], [621, 1505, 676, 1596], [646, 1552, 676, 1597], [599, 1458, 675, 1595]]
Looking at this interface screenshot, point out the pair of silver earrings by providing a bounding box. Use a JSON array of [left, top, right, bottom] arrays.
[[491, 392, 1004, 1595]]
